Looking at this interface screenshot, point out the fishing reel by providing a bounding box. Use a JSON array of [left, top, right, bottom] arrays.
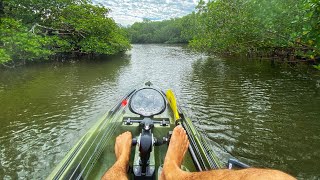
[[124, 117, 171, 179]]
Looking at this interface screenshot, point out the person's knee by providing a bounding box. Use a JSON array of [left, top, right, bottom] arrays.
[[267, 169, 295, 180], [242, 169, 295, 180]]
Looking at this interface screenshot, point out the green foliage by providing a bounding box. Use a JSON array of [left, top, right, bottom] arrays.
[[0, 18, 53, 64], [313, 64, 320, 71], [0, 49, 11, 63], [0, 1, 4, 18], [294, 0, 320, 54], [189, 0, 320, 60], [189, 0, 306, 54], [0, 0, 130, 66], [125, 0, 319, 62], [127, 0, 319, 62], [2, 0, 88, 25], [54, 3, 130, 54], [126, 18, 191, 44]]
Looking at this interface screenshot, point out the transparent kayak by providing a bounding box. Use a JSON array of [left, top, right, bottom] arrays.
[[47, 83, 224, 180]]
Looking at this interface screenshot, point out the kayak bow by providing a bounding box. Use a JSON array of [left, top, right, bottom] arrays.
[[48, 83, 224, 180]]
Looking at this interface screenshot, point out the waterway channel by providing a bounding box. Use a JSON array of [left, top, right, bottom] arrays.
[[0, 44, 319, 179]]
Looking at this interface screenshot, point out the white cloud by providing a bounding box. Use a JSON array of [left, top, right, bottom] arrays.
[[92, 0, 202, 26]]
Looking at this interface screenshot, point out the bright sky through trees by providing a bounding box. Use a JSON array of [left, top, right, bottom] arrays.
[[92, 0, 206, 26]]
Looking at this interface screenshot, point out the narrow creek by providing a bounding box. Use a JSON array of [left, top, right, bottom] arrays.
[[0, 44, 319, 179]]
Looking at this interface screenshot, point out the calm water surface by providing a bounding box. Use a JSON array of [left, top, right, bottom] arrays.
[[0, 44, 319, 179]]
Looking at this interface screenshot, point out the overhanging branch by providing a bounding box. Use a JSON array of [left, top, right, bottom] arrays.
[[29, 23, 86, 38]]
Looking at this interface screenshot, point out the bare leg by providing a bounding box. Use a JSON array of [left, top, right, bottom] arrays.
[[101, 131, 132, 180], [161, 125, 296, 180]]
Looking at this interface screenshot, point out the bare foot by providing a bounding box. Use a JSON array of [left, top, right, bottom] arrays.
[[115, 131, 132, 162], [101, 132, 132, 180], [161, 125, 189, 179]]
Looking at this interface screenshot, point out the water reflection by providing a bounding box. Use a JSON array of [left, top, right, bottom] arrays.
[[0, 55, 130, 178], [0, 45, 319, 179], [187, 57, 320, 179]]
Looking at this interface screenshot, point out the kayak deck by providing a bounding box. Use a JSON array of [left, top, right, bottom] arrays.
[[48, 84, 223, 180]]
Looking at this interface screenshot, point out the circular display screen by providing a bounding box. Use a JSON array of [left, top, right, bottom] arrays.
[[130, 88, 166, 117]]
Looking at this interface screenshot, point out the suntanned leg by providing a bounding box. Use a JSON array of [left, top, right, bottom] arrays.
[[101, 131, 132, 180], [161, 125, 296, 180]]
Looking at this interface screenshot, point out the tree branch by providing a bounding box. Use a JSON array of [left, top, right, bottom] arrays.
[[29, 23, 70, 32], [266, 30, 319, 52], [29, 23, 86, 38], [2, 62, 15, 68]]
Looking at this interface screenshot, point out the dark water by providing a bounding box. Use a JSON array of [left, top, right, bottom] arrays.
[[0, 44, 319, 179]]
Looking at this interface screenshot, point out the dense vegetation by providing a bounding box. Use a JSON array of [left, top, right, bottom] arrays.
[[127, 0, 319, 64], [126, 17, 194, 44], [0, 0, 130, 67], [1, 0, 319, 67]]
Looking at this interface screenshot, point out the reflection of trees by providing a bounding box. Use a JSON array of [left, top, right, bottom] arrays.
[[188, 57, 320, 178], [187, 57, 275, 163], [0, 55, 130, 178]]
